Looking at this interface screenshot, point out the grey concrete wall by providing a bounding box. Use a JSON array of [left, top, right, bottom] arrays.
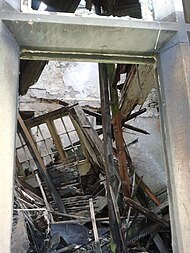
[[123, 88, 167, 195], [0, 22, 19, 253]]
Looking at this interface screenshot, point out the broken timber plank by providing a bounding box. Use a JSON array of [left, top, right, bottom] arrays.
[[68, 104, 105, 171], [24, 106, 68, 128], [109, 186, 127, 253], [99, 63, 126, 253], [34, 170, 54, 222], [17, 113, 66, 213], [123, 123, 150, 135], [124, 197, 169, 228], [109, 64, 131, 197], [120, 65, 155, 119], [89, 198, 102, 253], [45, 119, 66, 160], [122, 108, 147, 123]]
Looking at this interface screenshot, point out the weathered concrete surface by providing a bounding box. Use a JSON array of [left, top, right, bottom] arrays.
[[0, 22, 19, 252], [125, 117, 166, 195], [20, 61, 100, 108], [123, 88, 167, 195], [158, 41, 190, 253]]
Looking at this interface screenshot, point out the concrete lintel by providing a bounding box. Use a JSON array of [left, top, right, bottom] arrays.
[[20, 50, 155, 64], [0, 10, 179, 30], [157, 40, 190, 253], [1, 11, 178, 61]]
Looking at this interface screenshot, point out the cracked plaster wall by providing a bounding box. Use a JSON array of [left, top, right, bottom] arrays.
[[20, 61, 100, 113]]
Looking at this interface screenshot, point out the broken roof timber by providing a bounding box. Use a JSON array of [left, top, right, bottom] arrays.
[[120, 64, 155, 119], [1, 11, 178, 64]]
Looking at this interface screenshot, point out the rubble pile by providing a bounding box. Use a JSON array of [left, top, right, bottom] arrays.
[[14, 64, 172, 252]]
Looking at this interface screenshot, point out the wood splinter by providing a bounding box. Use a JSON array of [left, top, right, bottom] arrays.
[[124, 197, 169, 228]]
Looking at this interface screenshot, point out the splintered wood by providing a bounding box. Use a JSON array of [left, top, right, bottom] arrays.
[[15, 62, 171, 252], [68, 104, 105, 172], [17, 113, 66, 213]]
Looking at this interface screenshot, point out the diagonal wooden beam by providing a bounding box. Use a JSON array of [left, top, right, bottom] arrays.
[[17, 112, 66, 213]]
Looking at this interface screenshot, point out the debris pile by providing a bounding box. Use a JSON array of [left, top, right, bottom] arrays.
[[14, 64, 172, 252]]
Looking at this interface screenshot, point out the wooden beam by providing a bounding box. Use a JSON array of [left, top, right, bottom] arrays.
[[24, 106, 68, 128], [123, 123, 150, 135], [120, 65, 154, 119], [109, 64, 131, 197], [99, 63, 127, 253], [17, 113, 66, 213], [122, 108, 147, 123], [89, 198, 102, 253], [124, 197, 169, 228], [45, 119, 66, 160], [68, 104, 105, 171]]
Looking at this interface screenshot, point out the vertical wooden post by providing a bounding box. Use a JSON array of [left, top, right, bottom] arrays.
[[99, 63, 127, 253], [108, 64, 131, 197]]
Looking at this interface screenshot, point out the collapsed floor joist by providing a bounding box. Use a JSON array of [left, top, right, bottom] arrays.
[[14, 62, 171, 252], [14, 78, 168, 252]]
